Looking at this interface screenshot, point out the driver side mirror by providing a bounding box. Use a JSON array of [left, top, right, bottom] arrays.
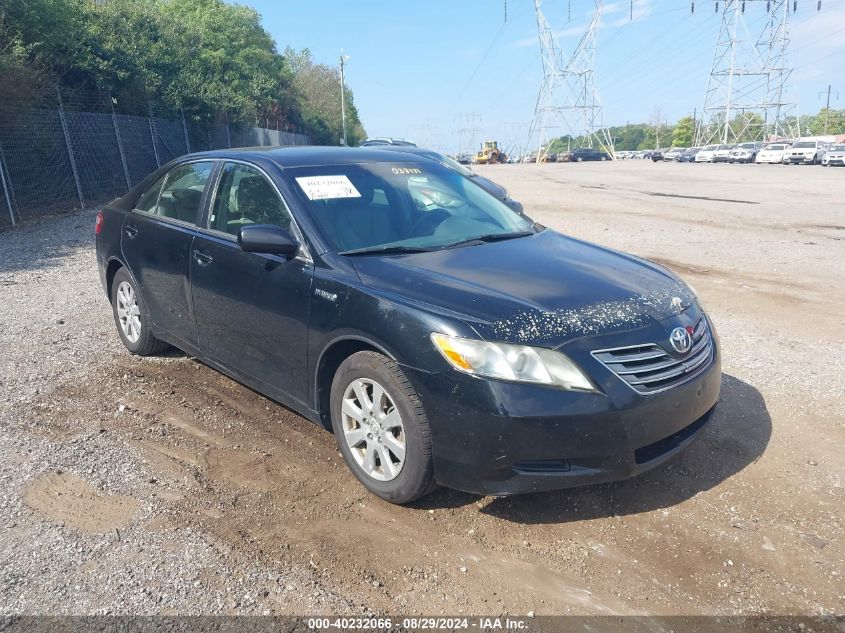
[[238, 224, 299, 258]]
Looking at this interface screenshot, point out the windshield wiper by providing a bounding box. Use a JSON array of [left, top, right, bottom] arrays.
[[441, 230, 535, 250], [339, 245, 436, 256]]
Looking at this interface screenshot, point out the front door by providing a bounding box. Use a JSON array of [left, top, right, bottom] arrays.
[[121, 161, 214, 348], [190, 161, 313, 407]]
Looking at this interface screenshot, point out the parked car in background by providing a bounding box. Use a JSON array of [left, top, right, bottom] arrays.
[[787, 140, 826, 164], [374, 145, 525, 215], [541, 152, 558, 163], [522, 152, 538, 163], [360, 138, 418, 147], [729, 142, 762, 163], [651, 150, 665, 162], [821, 144, 845, 166], [712, 144, 737, 163], [96, 147, 720, 504], [755, 143, 789, 164], [662, 148, 684, 161], [565, 148, 611, 162], [678, 147, 701, 163], [695, 145, 719, 162]]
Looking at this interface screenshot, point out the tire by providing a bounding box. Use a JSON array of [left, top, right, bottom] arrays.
[[110, 267, 169, 356], [330, 351, 435, 504]]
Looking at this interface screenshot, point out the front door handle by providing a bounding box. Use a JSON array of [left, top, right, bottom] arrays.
[[124, 225, 139, 239], [193, 250, 213, 266]]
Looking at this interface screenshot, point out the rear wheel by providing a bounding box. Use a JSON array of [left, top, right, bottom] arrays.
[[111, 267, 169, 356], [330, 351, 435, 504]]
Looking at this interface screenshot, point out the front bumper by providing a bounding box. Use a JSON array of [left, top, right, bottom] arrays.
[[823, 157, 844, 166], [788, 154, 815, 164], [408, 318, 722, 496]]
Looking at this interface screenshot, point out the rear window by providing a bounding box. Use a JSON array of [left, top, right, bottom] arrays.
[[793, 141, 814, 148]]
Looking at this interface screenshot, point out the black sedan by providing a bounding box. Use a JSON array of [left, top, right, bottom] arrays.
[[368, 145, 525, 215], [565, 148, 611, 162], [96, 148, 721, 504]]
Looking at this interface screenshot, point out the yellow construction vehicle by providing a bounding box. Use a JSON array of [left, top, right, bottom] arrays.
[[473, 140, 507, 165]]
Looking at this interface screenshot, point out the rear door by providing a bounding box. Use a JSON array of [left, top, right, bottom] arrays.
[[190, 161, 313, 407], [121, 160, 215, 349]]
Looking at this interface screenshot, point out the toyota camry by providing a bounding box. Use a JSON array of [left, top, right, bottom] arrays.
[[96, 147, 721, 504]]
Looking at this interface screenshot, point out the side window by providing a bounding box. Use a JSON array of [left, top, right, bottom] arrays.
[[209, 163, 292, 236], [155, 162, 213, 224], [134, 174, 167, 213]]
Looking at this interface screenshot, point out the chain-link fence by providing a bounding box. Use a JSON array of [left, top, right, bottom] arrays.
[[0, 88, 311, 228]]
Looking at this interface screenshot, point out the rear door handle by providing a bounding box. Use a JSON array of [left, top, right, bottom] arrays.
[[124, 225, 139, 239], [193, 250, 213, 266]]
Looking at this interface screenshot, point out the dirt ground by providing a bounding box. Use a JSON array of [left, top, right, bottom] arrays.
[[1, 160, 842, 616]]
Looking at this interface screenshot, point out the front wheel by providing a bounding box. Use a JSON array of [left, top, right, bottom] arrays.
[[331, 351, 435, 504]]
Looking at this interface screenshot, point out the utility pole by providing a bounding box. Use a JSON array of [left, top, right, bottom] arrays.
[[339, 50, 351, 146], [819, 84, 839, 134]]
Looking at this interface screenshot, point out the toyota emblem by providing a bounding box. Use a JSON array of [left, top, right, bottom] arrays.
[[669, 327, 692, 354]]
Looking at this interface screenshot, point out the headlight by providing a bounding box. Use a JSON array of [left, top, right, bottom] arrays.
[[430, 333, 596, 392]]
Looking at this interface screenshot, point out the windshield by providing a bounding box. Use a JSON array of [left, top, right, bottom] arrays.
[[286, 162, 534, 254], [702, 145, 718, 151], [832, 145, 845, 151], [793, 141, 814, 148], [718, 144, 735, 150]]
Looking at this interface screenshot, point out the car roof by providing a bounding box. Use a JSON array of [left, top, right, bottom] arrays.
[[179, 146, 428, 169]]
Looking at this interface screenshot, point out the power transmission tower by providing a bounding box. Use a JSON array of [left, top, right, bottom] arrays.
[[527, 0, 615, 162], [695, 0, 811, 146]]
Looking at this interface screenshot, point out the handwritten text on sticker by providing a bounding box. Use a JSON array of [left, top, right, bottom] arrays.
[[295, 175, 361, 200]]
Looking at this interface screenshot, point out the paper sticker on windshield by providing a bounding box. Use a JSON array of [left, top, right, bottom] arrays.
[[295, 175, 360, 200]]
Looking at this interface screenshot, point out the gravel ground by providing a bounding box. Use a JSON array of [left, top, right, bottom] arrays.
[[0, 161, 842, 616]]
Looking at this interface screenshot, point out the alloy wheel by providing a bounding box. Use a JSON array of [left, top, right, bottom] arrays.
[[116, 281, 141, 343], [341, 378, 406, 481]]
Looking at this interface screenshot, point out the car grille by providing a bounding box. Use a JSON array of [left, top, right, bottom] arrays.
[[591, 315, 714, 395]]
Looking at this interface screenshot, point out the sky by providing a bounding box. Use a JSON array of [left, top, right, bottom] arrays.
[[246, 0, 844, 153]]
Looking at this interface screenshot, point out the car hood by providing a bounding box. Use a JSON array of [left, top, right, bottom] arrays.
[[469, 174, 507, 200], [349, 230, 696, 347]]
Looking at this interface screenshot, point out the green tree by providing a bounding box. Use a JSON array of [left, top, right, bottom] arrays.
[[0, 0, 366, 140], [286, 47, 365, 145], [806, 108, 845, 135], [671, 116, 695, 147]]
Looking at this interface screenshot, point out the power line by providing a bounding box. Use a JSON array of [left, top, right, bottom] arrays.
[[695, 0, 812, 144], [527, 0, 615, 160]]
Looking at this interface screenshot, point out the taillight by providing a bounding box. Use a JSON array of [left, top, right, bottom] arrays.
[[95, 211, 104, 235]]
